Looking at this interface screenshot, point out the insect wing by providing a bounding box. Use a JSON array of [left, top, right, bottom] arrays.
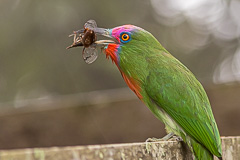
[[84, 20, 97, 30], [82, 46, 98, 64]]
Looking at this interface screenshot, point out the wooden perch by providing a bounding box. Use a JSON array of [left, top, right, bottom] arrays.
[[0, 136, 239, 160]]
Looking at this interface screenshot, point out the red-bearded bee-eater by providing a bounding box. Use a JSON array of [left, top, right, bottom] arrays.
[[69, 24, 222, 160]]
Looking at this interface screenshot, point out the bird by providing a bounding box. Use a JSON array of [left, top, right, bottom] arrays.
[[69, 23, 222, 160]]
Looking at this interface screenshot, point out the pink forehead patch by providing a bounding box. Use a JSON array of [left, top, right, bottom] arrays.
[[110, 25, 142, 42]]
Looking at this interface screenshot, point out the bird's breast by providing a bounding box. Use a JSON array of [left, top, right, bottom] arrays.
[[120, 72, 143, 99]]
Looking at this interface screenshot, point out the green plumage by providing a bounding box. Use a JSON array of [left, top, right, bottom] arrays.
[[117, 28, 222, 160]]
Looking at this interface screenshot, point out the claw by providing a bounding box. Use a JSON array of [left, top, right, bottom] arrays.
[[145, 133, 176, 154]]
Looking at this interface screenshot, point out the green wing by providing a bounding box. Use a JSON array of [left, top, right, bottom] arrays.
[[145, 53, 222, 157]]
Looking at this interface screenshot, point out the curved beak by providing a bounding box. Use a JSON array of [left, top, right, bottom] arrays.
[[93, 28, 115, 45]]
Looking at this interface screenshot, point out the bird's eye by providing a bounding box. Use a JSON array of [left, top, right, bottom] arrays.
[[120, 32, 131, 43]]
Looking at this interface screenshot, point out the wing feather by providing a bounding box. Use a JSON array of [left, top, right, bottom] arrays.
[[145, 54, 221, 156]]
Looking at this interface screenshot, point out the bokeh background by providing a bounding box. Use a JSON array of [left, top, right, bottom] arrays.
[[0, 0, 240, 149]]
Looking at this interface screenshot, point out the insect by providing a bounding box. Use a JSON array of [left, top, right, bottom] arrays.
[[67, 20, 98, 64]]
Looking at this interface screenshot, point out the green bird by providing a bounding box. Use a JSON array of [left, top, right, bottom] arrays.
[[70, 23, 222, 160]]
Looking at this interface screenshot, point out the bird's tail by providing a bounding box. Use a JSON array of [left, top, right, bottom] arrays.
[[184, 135, 214, 160]]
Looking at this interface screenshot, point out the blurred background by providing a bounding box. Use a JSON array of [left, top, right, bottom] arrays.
[[0, 0, 240, 149]]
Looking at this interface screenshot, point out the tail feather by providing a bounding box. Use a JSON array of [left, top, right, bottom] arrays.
[[184, 135, 213, 160]]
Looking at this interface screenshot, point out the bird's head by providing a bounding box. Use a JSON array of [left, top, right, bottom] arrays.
[[93, 25, 161, 66]]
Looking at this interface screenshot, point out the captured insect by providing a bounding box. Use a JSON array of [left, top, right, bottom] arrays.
[[67, 20, 99, 64]]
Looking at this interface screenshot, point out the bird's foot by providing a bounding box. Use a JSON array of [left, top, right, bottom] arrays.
[[146, 132, 175, 142], [145, 133, 182, 153]]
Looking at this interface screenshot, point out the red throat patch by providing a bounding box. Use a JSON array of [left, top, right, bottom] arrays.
[[104, 44, 119, 65]]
